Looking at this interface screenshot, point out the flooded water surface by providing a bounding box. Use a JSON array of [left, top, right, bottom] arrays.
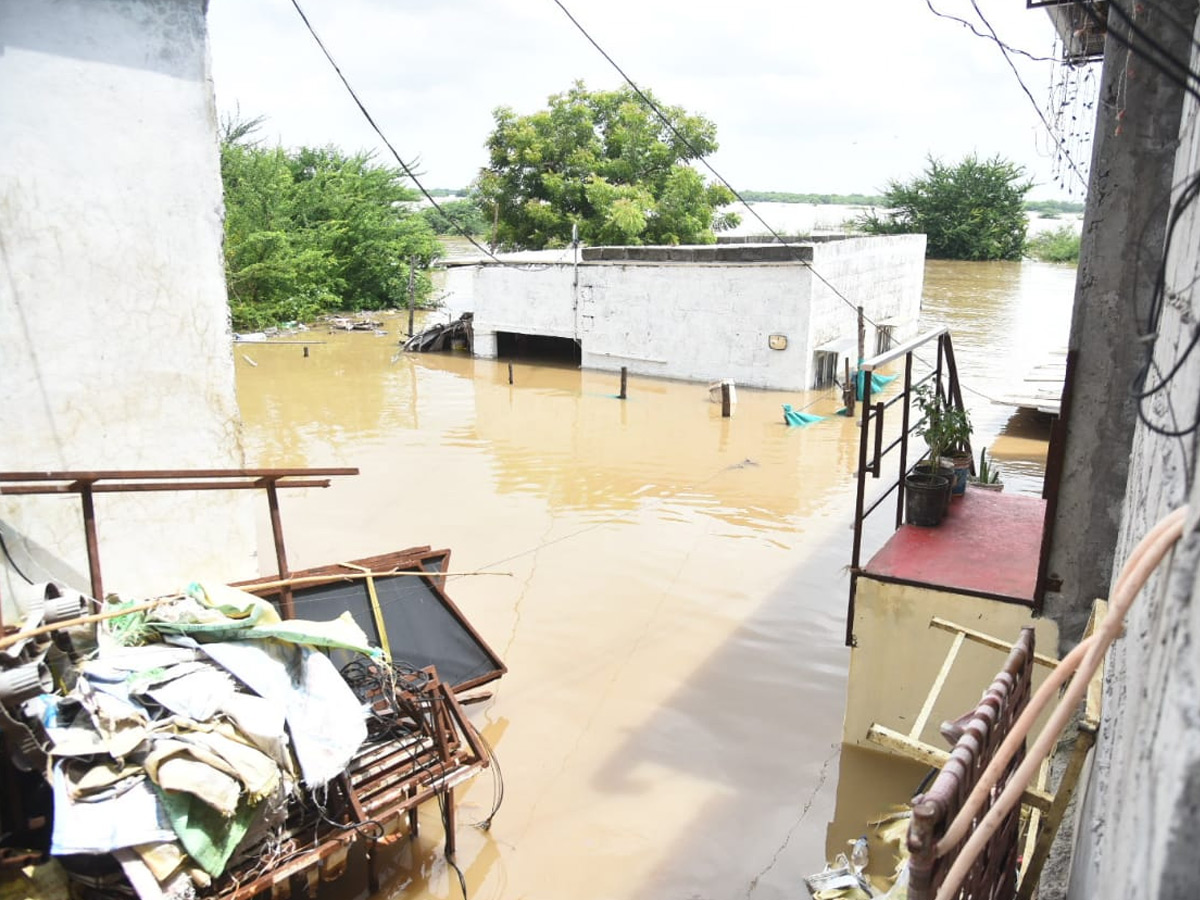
[[233, 258, 1076, 900]]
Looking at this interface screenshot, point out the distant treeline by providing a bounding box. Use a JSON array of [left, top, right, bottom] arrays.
[[739, 190, 885, 205], [737, 190, 1085, 215]]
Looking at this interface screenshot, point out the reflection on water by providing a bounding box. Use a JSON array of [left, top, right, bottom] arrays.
[[232, 259, 1074, 900]]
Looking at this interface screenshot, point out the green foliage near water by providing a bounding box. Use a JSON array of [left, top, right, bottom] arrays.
[[1025, 199, 1085, 215], [1026, 225, 1081, 263], [220, 116, 441, 330], [420, 197, 490, 236], [475, 81, 739, 250], [858, 154, 1032, 261], [739, 190, 886, 206]]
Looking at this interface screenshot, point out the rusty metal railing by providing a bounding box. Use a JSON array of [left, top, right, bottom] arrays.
[[846, 329, 971, 646], [906, 626, 1035, 900], [0, 468, 358, 619]]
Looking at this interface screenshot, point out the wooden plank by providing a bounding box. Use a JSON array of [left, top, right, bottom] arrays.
[[929, 617, 1060, 668], [910, 631, 965, 740], [866, 724, 1054, 812]]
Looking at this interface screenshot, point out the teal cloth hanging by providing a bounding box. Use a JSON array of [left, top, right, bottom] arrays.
[[783, 404, 824, 426], [856, 370, 899, 400]]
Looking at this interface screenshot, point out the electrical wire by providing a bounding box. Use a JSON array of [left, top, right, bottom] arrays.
[[288, 0, 554, 272], [925, 0, 1061, 62], [547, 0, 885, 329], [1072, 0, 1200, 104], [0, 531, 34, 584]]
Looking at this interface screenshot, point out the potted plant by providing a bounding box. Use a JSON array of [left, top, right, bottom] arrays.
[[969, 447, 1004, 491], [905, 385, 953, 525], [913, 385, 973, 498]]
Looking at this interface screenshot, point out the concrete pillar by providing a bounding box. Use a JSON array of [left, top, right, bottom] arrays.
[[1041, 0, 1197, 652]]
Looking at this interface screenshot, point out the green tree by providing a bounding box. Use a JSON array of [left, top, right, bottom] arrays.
[[860, 155, 1032, 261], [420, 196, 490, 236], [220, 118, 441, 330], [1026, 224, 1081, 263], [475, 81, 738, 249]]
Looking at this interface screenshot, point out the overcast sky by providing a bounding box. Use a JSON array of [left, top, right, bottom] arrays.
[[206, 1, 1099, 202]]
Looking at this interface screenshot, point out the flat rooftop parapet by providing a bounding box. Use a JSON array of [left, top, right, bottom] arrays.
[[862, 487, 1045, 605], [580, 243, 814, 263]]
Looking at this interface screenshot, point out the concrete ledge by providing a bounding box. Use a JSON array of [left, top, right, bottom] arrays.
[[580, 244, 815, 263]]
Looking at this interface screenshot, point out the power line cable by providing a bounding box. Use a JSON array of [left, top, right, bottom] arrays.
[[925, 0, 1061, 62], [547, 0, 885, 329], [288, 0, 553, 271]]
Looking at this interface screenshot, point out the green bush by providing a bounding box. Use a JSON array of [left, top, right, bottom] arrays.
[[1026, 225, 1081, 264], [859, 154, 1031, 261]]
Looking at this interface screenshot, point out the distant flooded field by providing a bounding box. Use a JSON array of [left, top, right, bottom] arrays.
[[234, 256, 1076, 900]]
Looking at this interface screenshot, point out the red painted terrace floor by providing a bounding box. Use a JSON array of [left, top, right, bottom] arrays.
[[863, 485, 1046, 603]]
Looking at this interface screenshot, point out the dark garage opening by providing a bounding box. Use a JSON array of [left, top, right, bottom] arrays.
[[496, 331, 581, 365]]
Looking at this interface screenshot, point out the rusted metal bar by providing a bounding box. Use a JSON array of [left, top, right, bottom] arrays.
[[79, 482, 103, 601], [1036, 349, 1077, 606], [0, 468, 357, 481], [264, 480, 294, 619], [897, 352, 914, 529], [0, 479, 332, 495], [871, 401, 885, 477]]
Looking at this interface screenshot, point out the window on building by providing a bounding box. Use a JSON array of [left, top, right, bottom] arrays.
[[813, 351, 840, 389]]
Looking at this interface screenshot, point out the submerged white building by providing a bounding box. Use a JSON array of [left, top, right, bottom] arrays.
[[441, 234, 926, 392]]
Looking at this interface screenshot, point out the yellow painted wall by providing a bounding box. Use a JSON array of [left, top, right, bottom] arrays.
[[843, 577, 1060, 750]]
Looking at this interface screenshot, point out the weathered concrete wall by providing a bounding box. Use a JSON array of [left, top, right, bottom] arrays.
[[1041, 1, 1195, 652], [808, 235, 927, 353], [461, 235, 924, 391], [0, 0, 255, 611], [1065, 8, 1200, 896]]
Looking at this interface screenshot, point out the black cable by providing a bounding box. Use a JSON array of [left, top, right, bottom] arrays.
[[1072, 0, 1200, 104], [547, 0, 885, 329], [288, 0, 554, 272], [0, 531, 34, 584], [925, 0, 1061, 62], [436, 788, 470, 900], [960, 0, 1091, 191]]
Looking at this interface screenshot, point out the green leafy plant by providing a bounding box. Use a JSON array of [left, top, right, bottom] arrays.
[[474, 80, 738, 250], [859, 154, 1032, 261], [1026, 225, 1081, 264], [915, 384, 972, 468], [976, 447, 1002, 485]]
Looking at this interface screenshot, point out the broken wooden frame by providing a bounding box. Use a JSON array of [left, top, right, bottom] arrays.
[[0, 468, 358, 619]]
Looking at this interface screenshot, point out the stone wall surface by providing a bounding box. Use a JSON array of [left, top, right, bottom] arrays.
[[0, 0, 255, 611], [1065, 12, 1200, 898]]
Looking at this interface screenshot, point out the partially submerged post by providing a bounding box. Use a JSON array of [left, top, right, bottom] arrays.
[[721, 381, 731, 417], [508, 362, 514, 385], [619, 366, 628, 400], [407, 256, 417, 338]]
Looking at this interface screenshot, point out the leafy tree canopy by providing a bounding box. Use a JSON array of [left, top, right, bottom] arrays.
[[421, 196, 490, 236], [859, 154, 1032, 261], [474, 81, 738, 250], [220, 116, 441, 330]]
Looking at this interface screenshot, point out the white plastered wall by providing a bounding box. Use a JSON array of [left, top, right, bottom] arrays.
[[0, 0, 255, 615]]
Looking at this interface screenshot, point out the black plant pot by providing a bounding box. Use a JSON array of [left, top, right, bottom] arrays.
[[913, 460, 954, 514], [905, 472, 950, 527]]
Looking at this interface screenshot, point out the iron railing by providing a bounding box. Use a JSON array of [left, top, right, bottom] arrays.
[[846, 329, 971, 646]]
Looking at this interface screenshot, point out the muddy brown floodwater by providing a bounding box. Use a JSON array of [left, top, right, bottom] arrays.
[[233, 259, 1077, 900]]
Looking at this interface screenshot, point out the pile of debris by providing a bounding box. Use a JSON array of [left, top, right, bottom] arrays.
[[0, 572, 498, 900]]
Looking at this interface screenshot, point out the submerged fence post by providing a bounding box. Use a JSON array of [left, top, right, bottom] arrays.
[[407, 256, 416, 338], [508, 362, 514, 385], [721, 381, 731, 417], [303, 346, 309, 359], [619, 366, 628, 400]]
